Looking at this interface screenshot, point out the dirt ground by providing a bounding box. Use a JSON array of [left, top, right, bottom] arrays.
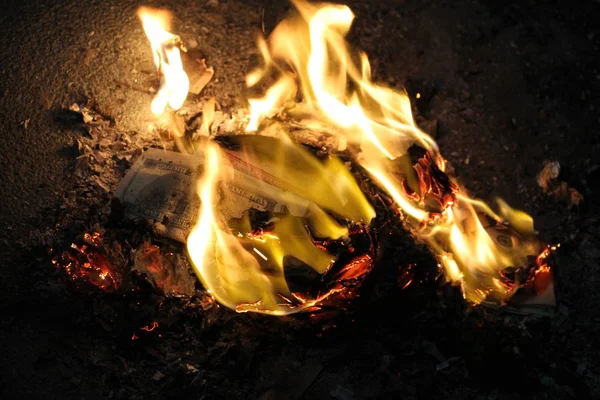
[[1, 0, 599, 399]]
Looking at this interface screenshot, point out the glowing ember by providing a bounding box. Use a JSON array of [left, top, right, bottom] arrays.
[[52, 232, 123, 293], [138, 7, 190, 115], [140, 321, 159, 332], [132, 241, 196, 296]]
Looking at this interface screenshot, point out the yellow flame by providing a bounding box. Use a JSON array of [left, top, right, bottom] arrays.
[[187, 137, 374, 315], [245, 0, 541, 304], [138, 1, 543, 313], [187, 142, 288, 312], [138, 7, 190, 115], [247, 75, 297, 132]]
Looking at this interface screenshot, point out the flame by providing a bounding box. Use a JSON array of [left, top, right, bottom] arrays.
[[138, 7, 190, 115], [186, 138, 374, 315], [134, 1, 549, 314], [244, 0, 543, 304]]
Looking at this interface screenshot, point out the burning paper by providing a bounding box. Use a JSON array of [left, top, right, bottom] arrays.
[[182, 55, 214, 95], [115, 136, 375, 314], [241, 0, 555, 307], [132, 1, 556, 315], [132, 241, 196, 296], [186, 137, 375, 315], [115, 135, 373, 242]]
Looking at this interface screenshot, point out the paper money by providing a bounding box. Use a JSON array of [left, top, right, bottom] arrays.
[[114, 148, 202, 242], [114, 147, 312, 243]]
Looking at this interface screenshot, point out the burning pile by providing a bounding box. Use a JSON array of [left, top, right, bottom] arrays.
[[55, 1, 555, 317]]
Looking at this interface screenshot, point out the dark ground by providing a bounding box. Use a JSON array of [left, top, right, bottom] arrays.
[[1, 0, 600, 399]]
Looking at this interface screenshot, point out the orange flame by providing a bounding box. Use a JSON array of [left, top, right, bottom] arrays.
[[136, 1, 549, 314], [186, 139, 374, 315], [244, 0, 543, 304], [138, 7, 190, 115]]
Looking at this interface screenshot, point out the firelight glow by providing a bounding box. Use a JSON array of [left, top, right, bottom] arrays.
[[139, 1, 546, 314]]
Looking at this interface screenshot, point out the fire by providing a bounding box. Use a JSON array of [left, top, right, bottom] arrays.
[[137, 1, 551, 314], [244, 0, 543, 305], [186, 138, 374, 315], [138, 7, 190, 115]]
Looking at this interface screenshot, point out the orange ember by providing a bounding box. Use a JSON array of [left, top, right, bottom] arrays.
[[53, 232, 123, 293], [140, 321, 159, 332]]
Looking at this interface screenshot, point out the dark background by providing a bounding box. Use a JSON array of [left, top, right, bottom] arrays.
[[1, 0, 599, 398]]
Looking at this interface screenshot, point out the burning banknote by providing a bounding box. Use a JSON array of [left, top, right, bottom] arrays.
[[115, 135, 376, 314], [113, 145, 309, 243], [131, 2, 556, 316]]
